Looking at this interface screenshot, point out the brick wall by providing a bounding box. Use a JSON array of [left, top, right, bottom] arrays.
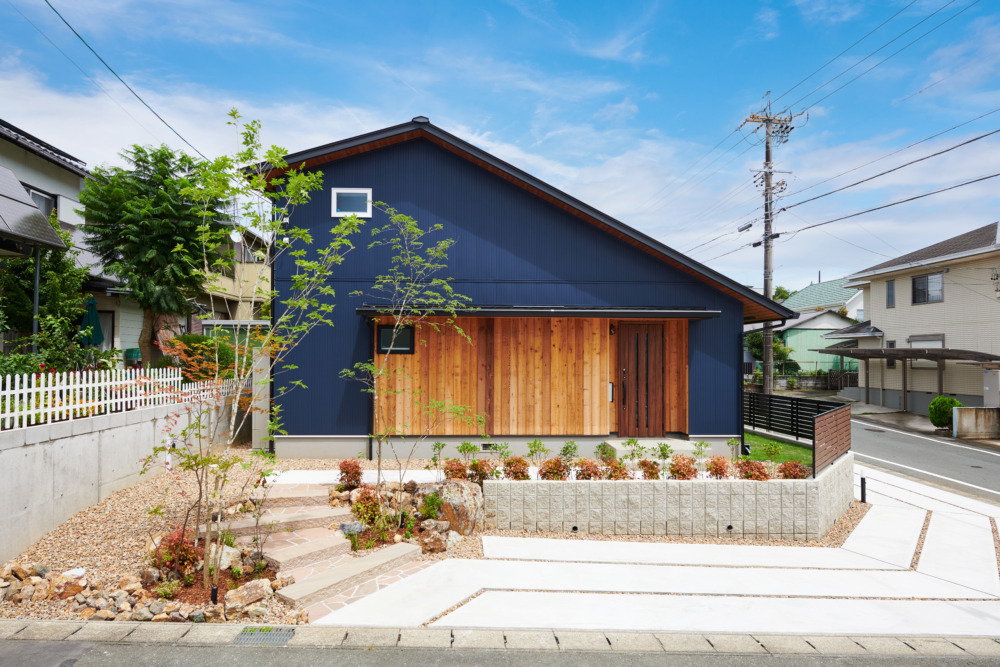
[[813, 404, 851, 472], [483, 453, 854, 541]]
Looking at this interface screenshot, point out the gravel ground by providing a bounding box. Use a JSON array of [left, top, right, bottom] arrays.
[[0, 450, 868, 623]]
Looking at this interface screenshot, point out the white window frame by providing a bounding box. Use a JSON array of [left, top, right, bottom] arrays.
[[331, 187, 372, 218]]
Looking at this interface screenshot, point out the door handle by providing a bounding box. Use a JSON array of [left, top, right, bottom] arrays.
[[621, 367, 626, 411]]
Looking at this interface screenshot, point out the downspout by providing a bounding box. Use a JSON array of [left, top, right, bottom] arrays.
[[31, 245, 40, 354], [739, 329, 747, 455], [366, 317, 374, 460]]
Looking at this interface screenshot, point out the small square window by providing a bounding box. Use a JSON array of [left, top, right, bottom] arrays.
[[912, 273, 943, 304], [377, 325, 414, 354], [331, 188, 372, 218]]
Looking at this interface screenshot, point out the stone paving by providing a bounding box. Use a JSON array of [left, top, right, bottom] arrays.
[[303, 560, 434, 622]]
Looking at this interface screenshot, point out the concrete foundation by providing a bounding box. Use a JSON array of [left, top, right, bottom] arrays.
[[484, 453, 854, 541], [838, 387, 981, 416], [953, 407, 1000, 439]]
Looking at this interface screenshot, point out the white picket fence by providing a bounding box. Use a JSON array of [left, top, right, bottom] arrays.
[[0, 367, 240, 431]]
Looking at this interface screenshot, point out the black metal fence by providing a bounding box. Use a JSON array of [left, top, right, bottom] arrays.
[[742, 392, 842, 442]]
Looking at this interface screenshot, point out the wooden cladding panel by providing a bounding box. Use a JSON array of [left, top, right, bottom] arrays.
[[376, 316, 611, 436], [663, 319, 689, 433]]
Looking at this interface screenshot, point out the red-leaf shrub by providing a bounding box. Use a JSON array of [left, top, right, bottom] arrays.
[[603, 460, 632, 480], [668, 454, 697, 480], [338, 458, 363, 490], [538, 457, 570, 480], [149, 526, 199, 573], [777, 460, 811, 479], [443, 458, 468, 480], [468, 459, 499, 487], [706, 455, 731, 479], [350, 485, 382, 524], [502, 455, 530, 481], [734, 458, 770, 481], [575, 458, 602, 480], [637, 459, 661, 480]]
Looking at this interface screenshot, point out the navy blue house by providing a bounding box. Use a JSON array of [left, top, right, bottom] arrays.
[[271, 117, 794, 459]]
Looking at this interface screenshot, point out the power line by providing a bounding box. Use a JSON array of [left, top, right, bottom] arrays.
[[783, 172, 1000, 235], [773, 0, 921, 105], [779, 127, 1000, 212], [43, 0, 206, 158]]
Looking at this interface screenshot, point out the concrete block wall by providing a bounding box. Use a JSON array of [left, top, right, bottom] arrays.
[[0, 400, 233, 564], [953, 407, 1000, 439], [484, 453, 854, 541]]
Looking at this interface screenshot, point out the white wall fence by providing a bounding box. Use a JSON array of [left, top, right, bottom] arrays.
[[1, 367, 239, 431]]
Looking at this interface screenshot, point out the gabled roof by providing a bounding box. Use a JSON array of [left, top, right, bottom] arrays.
[[0, 119, 89, 178], [743, 308, 850, 334], [822, 320, 883, 339], [779, 277, 857, 312], [0, 165, 66, 254], [850, 222, 999, 279], [275, 117, 795, 325]]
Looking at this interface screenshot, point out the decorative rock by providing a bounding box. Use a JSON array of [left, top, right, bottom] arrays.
[[29, 563, 50, 578], [119, 574, 141, 589], [404, 480, 418, 494], [151, 613, 169, 622], [339, 521, 366, 535], [75, 593, 87, 605], [18, 584, 35, 601], [349, 488, 366, 505], [447, 531, 464, 548], [113, 611, 129, 622], [247, 603, 267, 618], [10, 562, 30, 581], [203, 604, 226, 623], [149, 601, 166, 616], [273, 574, 295, 591], [94, 609, 116, 621], [224, 578, 273, 618], [415, 480, 483, 535], [393, 534, 403, 543], [80, 607, 96, 620], [168, 612, 187, 622], [61, 567, 86, 578], [131, 608, 154, 622], [420, 530, 447, 554], [420, 519, 440, 533], [53, 576, 87, 600], [381, 481, 402, 493], [436, 520, 450, 533], [3, 579, 21, 601], [189, 609, 206, 623], [297, 609, 309, 624], [140, 568, 161, 585], [207, 544, 242, 571]]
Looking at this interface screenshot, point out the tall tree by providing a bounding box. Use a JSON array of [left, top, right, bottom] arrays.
[[773, 285, 794, 301], [79, 145, 223, 364]]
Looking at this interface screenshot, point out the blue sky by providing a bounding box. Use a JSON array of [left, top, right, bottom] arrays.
[[2, 0, 998, 293]]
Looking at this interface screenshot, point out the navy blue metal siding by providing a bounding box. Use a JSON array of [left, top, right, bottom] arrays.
[[275, 138, 743, 437]]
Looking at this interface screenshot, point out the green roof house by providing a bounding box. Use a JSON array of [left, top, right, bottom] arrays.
[[780, 277, 864, 320]]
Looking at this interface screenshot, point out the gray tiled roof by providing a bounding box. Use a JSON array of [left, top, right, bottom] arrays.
[[0, 118, 89, 178], [856, 222, 998, 274], [0, 165, 66, 251]]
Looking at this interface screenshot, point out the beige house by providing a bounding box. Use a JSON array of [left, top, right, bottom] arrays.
[[822, 223, 1000, 414]]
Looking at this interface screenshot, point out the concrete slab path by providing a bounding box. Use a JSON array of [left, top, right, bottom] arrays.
[[840, 505, 926, 568], [917, 512, 1000, 597]]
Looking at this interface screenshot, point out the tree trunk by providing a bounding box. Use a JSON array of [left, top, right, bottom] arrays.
[[138, 309, 158, 367]]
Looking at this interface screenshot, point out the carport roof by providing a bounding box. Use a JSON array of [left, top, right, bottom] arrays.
[[0, 165, 66, 254]]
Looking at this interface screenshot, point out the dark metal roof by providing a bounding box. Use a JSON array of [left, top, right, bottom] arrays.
[[0, 165, 66, 253], [854, 222, 998, 275], [277, 118, 796, 325], [357, 305, 721, 319], [0, 118, 89, 178], [822, 320, 883, 339], [813, 347, 1000, 363]]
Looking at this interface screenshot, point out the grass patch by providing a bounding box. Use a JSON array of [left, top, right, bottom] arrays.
[[744, 432, 812, 464]]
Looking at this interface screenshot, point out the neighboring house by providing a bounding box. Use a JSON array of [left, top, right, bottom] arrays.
[[821, 222, 1000, 414], [270, 116, 795, 458], [745, 309, 858, 374], [780, 277, 864, 321]]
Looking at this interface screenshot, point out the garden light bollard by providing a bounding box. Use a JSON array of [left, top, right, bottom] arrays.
[[860, 472, 867, 504]]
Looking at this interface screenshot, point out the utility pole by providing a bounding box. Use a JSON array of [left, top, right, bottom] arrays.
[[745, 101, 793, 395]]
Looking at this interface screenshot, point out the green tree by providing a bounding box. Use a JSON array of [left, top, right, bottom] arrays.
[[744, 331, 799, 373], [78, 145, 224, 365], [0, 211, 87, 342], [773, 285, 794, 301]]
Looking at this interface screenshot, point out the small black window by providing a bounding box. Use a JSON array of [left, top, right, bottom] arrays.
[[912, 273, 943, 304], [886, 341, 896, 369], [377, 325, 414, 354], [886, 280, 895, 308]]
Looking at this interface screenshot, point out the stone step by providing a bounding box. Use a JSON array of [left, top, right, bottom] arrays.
[[263, 533, 353, 572], [255, 483, 335, 508], [200, 507, 351, 538], [276, 543, 421, 609]]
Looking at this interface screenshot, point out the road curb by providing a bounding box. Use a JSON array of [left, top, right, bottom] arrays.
[[2, 619, 999, 657]]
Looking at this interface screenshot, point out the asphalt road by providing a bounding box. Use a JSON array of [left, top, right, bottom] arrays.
[[850, 418, 1000, 503]]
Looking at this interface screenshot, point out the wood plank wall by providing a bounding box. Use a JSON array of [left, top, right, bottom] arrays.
[[375, 316, 687, 437]]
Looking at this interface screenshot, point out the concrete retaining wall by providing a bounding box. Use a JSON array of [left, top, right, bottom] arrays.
[[0, 401, 232, 564], [953, 407, 1000, 439], [484, 452, 854, 541]]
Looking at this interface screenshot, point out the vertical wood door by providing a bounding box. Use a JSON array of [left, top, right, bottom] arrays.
[[618, 323, 664, 437]]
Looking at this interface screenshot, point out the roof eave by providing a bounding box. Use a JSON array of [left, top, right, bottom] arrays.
[[848, 245, 1000, 281]]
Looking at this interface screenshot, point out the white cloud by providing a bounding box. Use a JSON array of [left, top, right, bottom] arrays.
[[792, 0, 865, 25], [595, 98, 640, 122]]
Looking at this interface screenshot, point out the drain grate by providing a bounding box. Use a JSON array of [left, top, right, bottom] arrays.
[[233, 627, 295, 646]]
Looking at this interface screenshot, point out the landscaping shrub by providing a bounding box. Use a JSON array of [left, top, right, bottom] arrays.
[[148, 526, 199, 573], [538, 457, 570, 480], [777, 460, 811, 479], [0, 352, 42, 377], [443, 458, 468, 480], [928, 395, 964, 428], [350, 485, 381, 525], [668, 454, 697, 480], [706, 455, 731, 479], [734, 458, 770, 481], [468, 458, 499, 487], [574, 458, 602, 480], [595, 442, 616, 463], [760, 441, 782, 462], [527, 439, 550, 466], [338, 459, 363, 490], [637, 459, 661, 480], [559, 440, 579, 461], [418, 491, 443, 520], [154, 579, 182, 600], [165, 333, 236, 381], [603, 460, 631, 480], [502, 455, 530, 481]]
